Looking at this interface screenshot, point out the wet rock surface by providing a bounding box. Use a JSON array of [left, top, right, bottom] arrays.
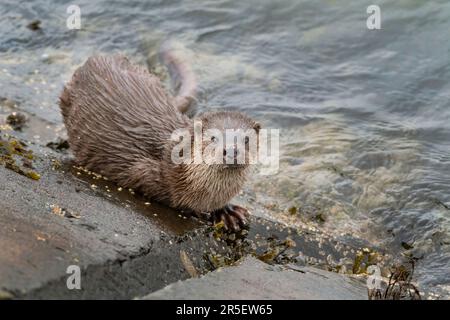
[[142, 256, 368, 300], [0, 134, 380, 299]]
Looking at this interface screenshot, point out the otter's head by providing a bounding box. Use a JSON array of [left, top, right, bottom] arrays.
[[197, 111, 261, 171]]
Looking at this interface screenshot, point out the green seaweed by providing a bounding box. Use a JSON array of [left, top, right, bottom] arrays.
[[6, 112, 27, 131], [257, 236, 297, 265], [352, 248, 379, 274], [0, 290, 14, 300], [0, 135, 40, 180], [288, 206, 298, 215]]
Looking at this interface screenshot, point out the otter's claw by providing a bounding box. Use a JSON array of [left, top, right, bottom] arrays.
[[212, 204, 250, 232]]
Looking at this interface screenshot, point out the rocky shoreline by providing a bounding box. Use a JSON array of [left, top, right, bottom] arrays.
[[0, 132, 386, 299]]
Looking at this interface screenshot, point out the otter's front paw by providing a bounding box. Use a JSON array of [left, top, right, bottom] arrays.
[[212, 204, 249, 232]]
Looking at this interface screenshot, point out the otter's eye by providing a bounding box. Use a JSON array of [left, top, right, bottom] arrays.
[[245, 136, 250, 144], [211, 136, 218, 143]]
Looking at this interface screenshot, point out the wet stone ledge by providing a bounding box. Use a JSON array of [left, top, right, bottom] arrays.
[[0, 134, 381, 299], [142, 256, 368, 300]]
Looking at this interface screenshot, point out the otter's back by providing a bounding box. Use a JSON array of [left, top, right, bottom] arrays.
[[60, 55, 189, 171]]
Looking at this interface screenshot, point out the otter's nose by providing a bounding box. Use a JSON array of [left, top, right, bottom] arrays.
[[223, 146, 238, 164]]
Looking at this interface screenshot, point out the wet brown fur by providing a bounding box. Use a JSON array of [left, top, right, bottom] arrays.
[[60, 54, 258, 213]]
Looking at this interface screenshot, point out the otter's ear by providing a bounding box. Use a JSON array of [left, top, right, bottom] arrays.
[[253, 122, 261, 133]]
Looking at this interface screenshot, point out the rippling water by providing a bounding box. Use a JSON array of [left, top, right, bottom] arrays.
[[1, 0, 449, 298]]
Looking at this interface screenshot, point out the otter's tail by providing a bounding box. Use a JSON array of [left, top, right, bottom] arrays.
[[159, 41, 197, 113]]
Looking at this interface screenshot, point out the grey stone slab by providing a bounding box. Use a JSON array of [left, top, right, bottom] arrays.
[[143, 256, 368, 300]]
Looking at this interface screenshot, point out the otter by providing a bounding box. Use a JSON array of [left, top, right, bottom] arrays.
[[59, 46, 260, 231]]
